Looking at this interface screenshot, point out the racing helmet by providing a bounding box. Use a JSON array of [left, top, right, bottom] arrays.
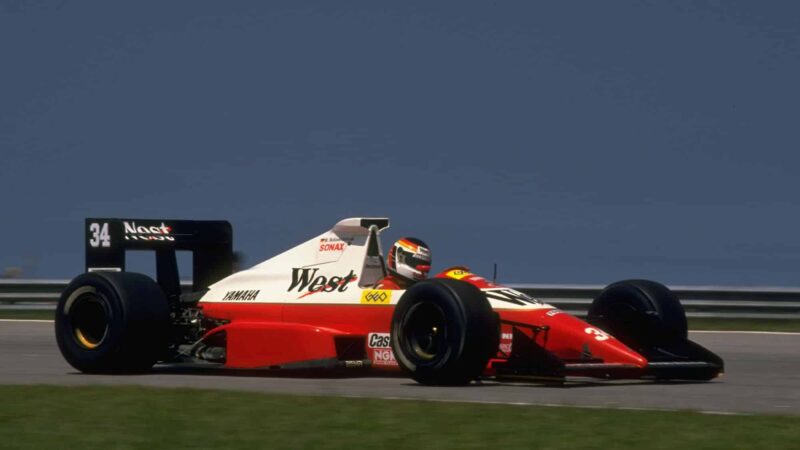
[[387, 237, 431, 281]]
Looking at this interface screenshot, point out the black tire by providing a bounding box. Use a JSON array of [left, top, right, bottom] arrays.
[[390, 279, 499, 385], [55, 272, 169, 373], [587, 279, 687, 351]]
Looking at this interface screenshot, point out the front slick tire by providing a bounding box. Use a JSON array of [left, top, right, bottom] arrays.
[[55, 271, 169, 373], [587, 279, 688, 350], [391, 279, 498, 386]]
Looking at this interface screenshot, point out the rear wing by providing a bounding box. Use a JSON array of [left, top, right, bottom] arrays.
[[85, 218, 233, 295]]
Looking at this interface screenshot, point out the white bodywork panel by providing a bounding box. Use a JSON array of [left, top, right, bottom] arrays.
[[200, 217, 548, 310]]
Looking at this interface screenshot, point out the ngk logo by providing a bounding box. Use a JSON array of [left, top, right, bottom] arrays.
[[372, 349, 396, 366], [123, 221, 175, 241]]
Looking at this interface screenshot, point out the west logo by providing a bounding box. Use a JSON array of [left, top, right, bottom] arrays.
[[123, 221, 175, 241], [288, 268, 358, 296]]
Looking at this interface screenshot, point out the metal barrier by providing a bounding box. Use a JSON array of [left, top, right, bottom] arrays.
[[0, 279, 192, 310], [0, 279, 65, 304], [510, 284, 800, 319], [2, 279, 800, 319]]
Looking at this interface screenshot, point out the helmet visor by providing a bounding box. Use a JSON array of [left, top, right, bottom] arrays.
[[400, 252, 431, 271]]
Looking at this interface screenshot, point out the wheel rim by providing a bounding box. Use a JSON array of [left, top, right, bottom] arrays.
[[404, 302, 447, 361], [70, 293, 109, 349]]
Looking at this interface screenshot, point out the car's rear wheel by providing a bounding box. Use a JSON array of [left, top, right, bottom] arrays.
[[587, 279, 687, 351], [390, 279, 499, 385], [55, 272, 169, 373]]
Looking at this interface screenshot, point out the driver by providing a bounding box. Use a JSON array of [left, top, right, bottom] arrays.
[[375, 237, 431, 290]]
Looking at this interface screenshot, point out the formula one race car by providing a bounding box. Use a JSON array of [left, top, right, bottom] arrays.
[[56, 217, 723, 384]]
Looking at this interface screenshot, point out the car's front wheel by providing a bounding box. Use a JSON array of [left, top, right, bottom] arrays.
[[587, 279, 687, 351], [390, 279, 499, 385]]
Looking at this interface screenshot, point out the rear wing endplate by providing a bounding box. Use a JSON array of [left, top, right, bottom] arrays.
[[85, 218, 233, 294]]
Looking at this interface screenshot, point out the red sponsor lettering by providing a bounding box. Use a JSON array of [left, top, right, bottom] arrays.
[[318, 242, 347, 252]]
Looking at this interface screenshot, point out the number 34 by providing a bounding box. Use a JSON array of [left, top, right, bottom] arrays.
[[89, 222, 111, 248]]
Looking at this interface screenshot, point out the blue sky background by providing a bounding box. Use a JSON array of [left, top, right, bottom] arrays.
[[2, 1, 800, 286]]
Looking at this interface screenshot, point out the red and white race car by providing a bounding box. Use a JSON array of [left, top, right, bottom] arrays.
[[56, 217, 723, 384]]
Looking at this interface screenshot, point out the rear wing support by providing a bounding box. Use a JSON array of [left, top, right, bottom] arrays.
[[85, 218, 233, 295]]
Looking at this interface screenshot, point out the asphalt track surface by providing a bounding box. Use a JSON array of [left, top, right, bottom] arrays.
[[1, 320, 798, 415]]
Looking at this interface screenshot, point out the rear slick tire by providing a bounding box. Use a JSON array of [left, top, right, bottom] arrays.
[[390, 279, 499, 385], [55, 271, 169, 373]]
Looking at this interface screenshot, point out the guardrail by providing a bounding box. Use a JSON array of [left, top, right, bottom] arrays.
[[2, 279, 800, 319], [0, 279, 193, 310], [510, 284, 800, 320]]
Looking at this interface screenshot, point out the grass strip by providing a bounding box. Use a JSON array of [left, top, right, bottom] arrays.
[[0, 385, 798, 449]]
